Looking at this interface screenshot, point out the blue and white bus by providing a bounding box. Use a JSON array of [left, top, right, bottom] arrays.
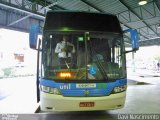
[[29, 11, 139, 111]]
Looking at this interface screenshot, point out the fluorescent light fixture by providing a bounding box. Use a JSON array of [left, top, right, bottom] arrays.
[[138, 0, 147, 5]]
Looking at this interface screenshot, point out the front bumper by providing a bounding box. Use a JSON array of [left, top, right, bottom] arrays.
[[40, 91, 126, 111]]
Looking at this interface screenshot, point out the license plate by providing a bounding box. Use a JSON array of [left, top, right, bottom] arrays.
[[76, 83, 96, 88], [79, 102, 95, 107]]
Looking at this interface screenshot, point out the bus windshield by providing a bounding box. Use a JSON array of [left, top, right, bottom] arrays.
[[42, 32, 126, 81]]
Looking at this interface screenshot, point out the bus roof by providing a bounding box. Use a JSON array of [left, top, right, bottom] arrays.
[[44, 11, 122, 34]]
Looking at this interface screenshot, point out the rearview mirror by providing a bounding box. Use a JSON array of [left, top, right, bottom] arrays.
[[29, 25, 40, 50], [124, 29, 139, 53]]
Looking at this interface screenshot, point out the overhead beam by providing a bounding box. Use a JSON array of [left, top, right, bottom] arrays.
[[81, 0, 104, 13], [155, 0, 160, 12], [80, 0, 129, 26], [0, 1, 45, 19], [116, 1, 158, 24], [27, 0, 66, 10], [7, 1, 59, 26], [0, 8, 43, 33], [80, 0, 148, 39], [50, 5, 66, 10], [8, 14, 33, 26], [139, 37, 160, 46], [119, 0, 159, 37]]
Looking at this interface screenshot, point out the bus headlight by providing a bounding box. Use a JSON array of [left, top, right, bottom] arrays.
[[50, 87, 61, 94], [112, 85, 127, 94], [41, 86, 61, 95], [41, 86, 50, 93]]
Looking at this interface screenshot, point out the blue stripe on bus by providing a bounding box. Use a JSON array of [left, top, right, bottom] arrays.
[[40, 79, 127, 96]]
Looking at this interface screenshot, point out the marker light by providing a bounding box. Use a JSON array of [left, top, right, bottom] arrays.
[[78, 37, 84, 41], [59, 27, 73, 32], [59, 72, 71, 78]]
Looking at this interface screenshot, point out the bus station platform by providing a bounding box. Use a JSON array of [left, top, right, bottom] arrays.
[[0, 69, 160, 119]]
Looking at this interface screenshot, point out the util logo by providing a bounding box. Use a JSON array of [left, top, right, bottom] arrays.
[[60, 84, 71, 89]]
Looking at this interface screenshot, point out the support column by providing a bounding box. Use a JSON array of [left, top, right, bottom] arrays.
[[132, 52, 135, 72]]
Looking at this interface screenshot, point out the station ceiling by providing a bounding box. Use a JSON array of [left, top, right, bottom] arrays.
[[0, 0, 160, 46]]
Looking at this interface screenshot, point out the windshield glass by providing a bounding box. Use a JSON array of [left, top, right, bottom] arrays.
[[42, 32, 126, 81]]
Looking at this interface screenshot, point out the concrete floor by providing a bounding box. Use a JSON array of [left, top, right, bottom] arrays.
[[0, 68, 160, 120], [0, 76, 38, 113]]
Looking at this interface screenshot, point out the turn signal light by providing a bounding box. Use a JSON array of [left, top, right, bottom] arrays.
[[59, 72, 71, 78]]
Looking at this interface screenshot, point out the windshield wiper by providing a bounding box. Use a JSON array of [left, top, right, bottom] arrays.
[[65, 60, 70, 69]]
